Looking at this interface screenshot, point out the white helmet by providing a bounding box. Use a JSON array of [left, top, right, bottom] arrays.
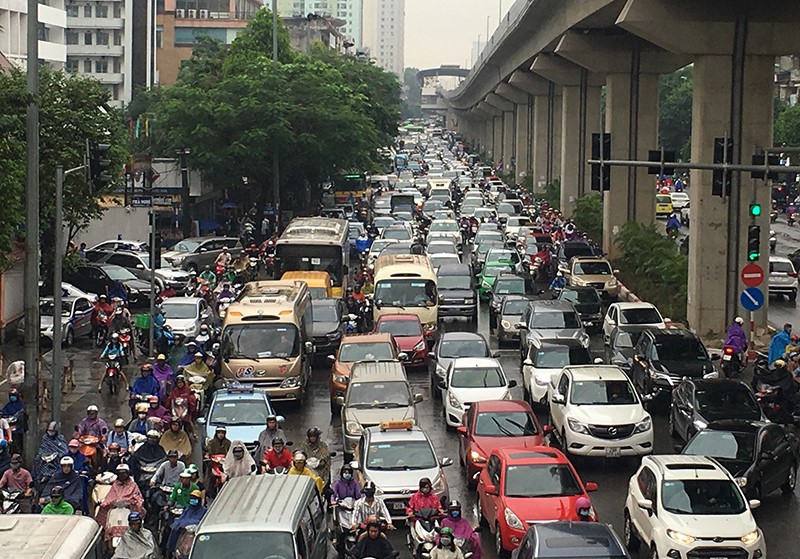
[[735, 316, 744, 325], [60, 456, 74, 466], [557, 272, 563, 278]]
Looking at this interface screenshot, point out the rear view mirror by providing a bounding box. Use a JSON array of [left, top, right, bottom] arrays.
[[440, 457, 454, 467], [397, 352, 408, 362], [456, 426, 467, 436], [413, 393, 424, 404], [523, 358, 533, 366], [336, 396, 345, 406], [508, 380, 517, 388], [585, 482, 598, 492]]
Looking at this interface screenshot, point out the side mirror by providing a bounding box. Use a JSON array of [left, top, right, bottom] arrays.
[[438, 379, 447, 389], [517, 322, 527, 330], [551, 393, 565, 405], [607, 319, 616, 327], [440, 457, 454, 467], [397, 352, 408, 362], [585, 482, 598, 492], [349, 460, 359, 470], [199, 247, 208, 253], [491, 350, 500, 358], [336, 396, 345, 406], [327, 354, 336, 362], [593, 357, 604, 364], [196, 417, 206, 425], [523, 358, 533, 366], [456, 426, 467, 436], [136, 264, 145, 270], [749, 499, 761, 510], [428, 351, 436, 359], [484, 483, 498, 496], [710, 353, 721, 361], [636, 498, 653, 513], [304, 341, 314, 355], [542, 425, 553, 434], [413, 393, 424, 404], [508, 379, 517, 388]]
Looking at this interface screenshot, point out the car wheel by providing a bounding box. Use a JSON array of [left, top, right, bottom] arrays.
[[330, 398, 341, 416], [477, 496, 487, 526], [791, 290, 798, 303], [782, 464, 797, 494], [495, 524, 508, 558], [623, 510, 640, 551], [64, 327, 74, 347]]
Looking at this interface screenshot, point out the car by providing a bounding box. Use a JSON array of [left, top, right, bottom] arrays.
[[41, 282, 98, 303], [63, 263, 153, 308], [381, 224, 414, 242], [310, 298, 348, 356], [522, 340, 593, 409], [680, 202, 691, 226], [564, 257, 619, 300], [351, 422, 452, 522], [555, 241, 595, 273], [160, 297, 213, 338], [17, 296, 94, 347], [768, 255, 798, 302], [428, 253, 462, 270], [548, 365, 653, 458], [604, 326, 654, 375], [496, 295, 532, 346], [472, 240, 505, 274], [373, 314, 429, 369], [376, 241, 414, 259], [602, 302, 666, 344], [91, 250, 191, 293], [488, 274, 527, 330], [441, 357, 517, 428], [519, 300, 589, 364], [512, 521, 630, 559], [320, 207, 347, 220], [427, 220, 461, 247], [327, 333, 403, 413], [670, 191, 690, 210], [426, 239, 459, 256], [366, 238, 399, 268], [630, 328, 720, 398], [623, 455, 765, 559], [162, 236, 241, 272], [669, 379, 764, 443], [436, 263, 478, 321], [88, 239, 149, 253], [655, 193, 674, 216], [429, 332, 494, 398], [555, 287, 602, 330], [477, 447, 598, 554], [478, 262, 517, 300], [473, 229, 504, 249], [457, 400, 546, 484], [201, 384, 281, 456], [681, 419, 800, 500]]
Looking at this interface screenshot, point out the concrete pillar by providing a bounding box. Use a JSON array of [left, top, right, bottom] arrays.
[[531, 96, 549, 192], [687, 55, 774, 337], [502, 111, 514, 169], [515, 97, 531, 184], [551, 93, 562, 187], [493, 116, 503, 164], [559, 85, 603, 215]]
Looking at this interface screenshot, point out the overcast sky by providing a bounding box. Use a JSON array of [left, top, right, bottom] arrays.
[[404, 0, 510, 70]]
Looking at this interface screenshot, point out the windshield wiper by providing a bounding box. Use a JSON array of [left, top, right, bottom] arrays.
[[491, 416, 516, 437], [373, 402, 405, 409], [504, 417, 536, 436], [230, 353, 259, 362]]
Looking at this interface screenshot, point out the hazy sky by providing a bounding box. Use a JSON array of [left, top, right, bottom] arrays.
[[405, 0, 510, 70]]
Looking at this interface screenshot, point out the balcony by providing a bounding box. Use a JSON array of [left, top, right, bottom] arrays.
[[66, 44, 124, 56], [95, 72, 123, 84], [67, 16, 125, 29]]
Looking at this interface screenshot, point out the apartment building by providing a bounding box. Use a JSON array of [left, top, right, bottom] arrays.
[[0, 0, 67, 68], [361, 0, 403, 78]]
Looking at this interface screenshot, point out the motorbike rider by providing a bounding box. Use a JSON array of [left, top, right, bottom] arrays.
[[151, 449, 185, 489], [406, 477, 444, 518], [168, 469, 199, 508], [216, 283, 236, 310], [96, 463, 145, 538], [666, 212, 681, 236], [146, 395, 171, 431], [108, 420, 133, 453], [352, 480, 393, 531], [549, 271, 567, 292], [100, 331, 126, 360], [91, 294, 114, 335], [102, 443, 125, 474], [724, 317, 748, 360], [153, 307, 169, 354], [2, 388, 26, 454], [130, 364, 161, 408], [184, 352, 214, 392], [351, 517, 395, 559], [167, 374, 198, 422], [129, 430, 166, 488], [166, 489, 207, 555], [110, 306, 132, 334], [41, 456, 84, 512], [440, 501, 481, 559], [263, 437, 293, 472], [331, 464, 362, 504], [255, 415, 286, 460], [112, 511, 157, 559], [75, 404, 109, 444], [432, 527, 464, 559], [199, 265, 218, 290], [41, 485, 75, 515], [758, 359, 800, 410], [575, 496, 594, 521], [159, 417, 193, 458], [0, 454, 34, 512], [33, 421, 67, 489], [222, 441, 257, 480], [128, 403, 151, 436], [297, 426, 331, 487], [288, 451, 324, 494], [355, 231, 371, 256], [769, 323, 793, 365], [215, 247, 232, 268]]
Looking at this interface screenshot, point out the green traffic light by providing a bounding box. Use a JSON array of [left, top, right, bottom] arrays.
[[750, 204, 762, 217], [748, 251, 760, 262]]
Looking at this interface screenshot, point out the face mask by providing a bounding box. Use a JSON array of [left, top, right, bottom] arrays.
[[440, 537, 452, 547], [11, 463, 20, 470], [421, 486, 431, 494], [138, 413, 147, 420], [110, 452, 119, 459], [342, 473, 352, 481], [189, 498, 200, 507], [118, 473, 129, 480], [147, 439, 158, 445], [450, 510, 460, 518], [9, 396, 17, 402], [47, 430, 56, 437]]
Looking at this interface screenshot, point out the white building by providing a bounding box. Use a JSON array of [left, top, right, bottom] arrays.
[[277, 0, 362, 47], [362, 0, 403, 78], [0, 0, 67, 68]]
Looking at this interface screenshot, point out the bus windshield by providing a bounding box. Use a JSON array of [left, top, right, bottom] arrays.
[[276, 245, 344, 287], [375, 279, 437, 308], [222, 324, 300, 359]]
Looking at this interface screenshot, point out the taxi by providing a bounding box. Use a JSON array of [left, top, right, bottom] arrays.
[[655, 194, 673, 217], [350, 421, 453, 522]]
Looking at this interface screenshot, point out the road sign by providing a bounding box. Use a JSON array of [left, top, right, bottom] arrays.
[[741, 263, 765, 287], [740, 287, 765, 311], [131, 195, 152, 208]]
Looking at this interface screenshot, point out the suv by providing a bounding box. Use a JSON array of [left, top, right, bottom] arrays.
[[565, 257, 619, 300], [63, 263, 153, 307], [769, 255, 798, 302], [162, 236, 241, 272], [519, 300, 589, 364], [201, 384, 281, 457], [338, 360, 423, 458], [436, 263, 477, 321], [90, 250, 191, 293], [513, 521, 630, 559], [556, 241, 595, 273], [488, 273, 527, 330], [623, 455, 764, 559]]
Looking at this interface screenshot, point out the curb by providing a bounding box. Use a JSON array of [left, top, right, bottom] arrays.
[[617, 282, 640, 303]]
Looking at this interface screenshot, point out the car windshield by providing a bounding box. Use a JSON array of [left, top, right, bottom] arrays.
[[494, 278, 525, 295], [694, 386, 761, 420], [620, 307, 662, 325], [504, 464, 583, 498], [366, 440, 437, 470], [439, 338, 488, 358], [190, 531, 295, 559], [161, 302, 198, 319], [661, 479, 746, 515], [560, 289, 601, 305], [338, 342, 394, 362], [534, 346, 592, 368], [657, 195, 672, 204], [477, 241, 503, 256], [563, 244, 594, 259], [476, 232, 503, 244], [172, 240, 201, 253], [40, 300, 71, 317], [573, 261, 612, 275], [570, 380, 638, 405], [428, 242, 457, 254], [312, 302, 339, 323], [451, 366, 505, 388], [221, 324, 299, 359], [613, 331, 637, 348], [475, 412, 537, 437], [502, 299, 530, 315], [373, 218, 395, 229], [347, 381, 411, 408], [486, 250, 517, 265], [683, 430, 756, 462], [654, 337, 708, 361], [771, 260, 795, 273], [383, 228, 411, 241], [531, 311, 581, 329], [430, 221, 458, 232], [209, 400, 269, 426], [437, 275, 472, 290], [377, 319, 422, 337], [483, 265, 513, 278], [374, 280, 436, 308], [370, 240, 395, 253], [104, 266, 138, 281]]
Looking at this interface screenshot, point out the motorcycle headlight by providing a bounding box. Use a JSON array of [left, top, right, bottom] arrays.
[[634, 416, 652, 433], [667, 529, 696, 546], [504, 507, 524, 530], [741, 530, 760, 545], [280, 376, 301, 388], [413, 340, 426, 352], [448, 391, 462, 410], [693, 419, 708, 430], [345, 421, 363, 436], [500, 320, 511, 329], [333, 374, 348, 385], [567, 418, 589, 434], [423, 322, 436, 332]]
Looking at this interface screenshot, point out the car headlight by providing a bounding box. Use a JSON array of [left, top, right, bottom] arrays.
[[634, 416, 652, 433], [741, 530, 760, 545], [470, 450, 487, 463], [667, 529, 696, 546], [345, 421, 363, 436], [534, 375, 551, 387], [464, 298, 475, 304], [432, 475, 446, 493], [280, 376, 301, 388], [327, 332, 341, 339], [172, 256, 184, 265], [413, 340, 426, 352], [333, 374, 348, 385], [481, 280, 490, 289], [735, 476, 748, 488], [500, 320, 511, 329], [693, 419, 708, 430], [504, 507, 524, 530], [572, 277, 586, 286], [607, 278, 618, 287], [567, 418, 589, 434], [448, 391, 462, 410]]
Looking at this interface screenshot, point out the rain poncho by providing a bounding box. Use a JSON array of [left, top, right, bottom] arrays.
[[42, 469, 84, 511], [255, 425, 286, 459], [131, 373, 161, 399], [166, 503, 207, 552], [160, 428, 192, 458], [76, 415, 109, 440], [33, 427, 68, 483], [724, 323, 748, 355], [112, 527, 158, 559], [222, 441, 257, 480], [440, 516, 482, 559], [769, 329, 792, 364], [95, 478, 145, 532]]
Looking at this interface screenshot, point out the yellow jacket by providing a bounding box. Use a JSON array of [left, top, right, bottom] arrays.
[[288, 466, 324, 494]]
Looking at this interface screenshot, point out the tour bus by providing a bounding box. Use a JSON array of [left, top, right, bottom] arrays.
[[274, 217, 349, 297], [4, 514, 103, 559], [372, 254, 439, 340], [220, 280, 314, 402]]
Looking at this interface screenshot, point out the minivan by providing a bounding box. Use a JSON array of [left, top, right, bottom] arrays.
[[436, 263, 477, 322]]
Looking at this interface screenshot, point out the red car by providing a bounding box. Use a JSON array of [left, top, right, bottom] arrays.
[[457, 400, 548, 485], [373, 314, 428, 369], [476, 446, 598, 554]]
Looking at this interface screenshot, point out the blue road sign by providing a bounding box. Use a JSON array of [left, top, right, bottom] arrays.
[[740, 287, 765, 311]]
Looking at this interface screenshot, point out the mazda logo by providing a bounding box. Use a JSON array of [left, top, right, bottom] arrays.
[[401, 489, 412, 495], [607, 427, 618, 436]]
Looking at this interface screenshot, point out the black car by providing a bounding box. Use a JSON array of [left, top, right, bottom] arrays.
[[669, 378, 764, 443], [630, 328, 720, 398], [310, 298, 348, 356], [556, 287, 602, 330], [489, 273, 527, 330], [512, 521, 630, 559], [604, 326, 655, 375], [63, 263, 152, 307], [436, 263, 477, 321], [681, 419, 800, 499], [555, 240, 595, 272]]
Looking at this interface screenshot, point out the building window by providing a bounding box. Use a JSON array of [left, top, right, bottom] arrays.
[[84, 59, 92, 72], [96, 4, 108, 17], [113, 30, 122, 45], [95, 59, 108, 73], [66, 5, 78, 16], [96, 31, 109, 45], [66, 31, 79, 44], [83, 3, 91, 16], [84, 32, 92, 45], [156, 26, 163, 48], [37, 23, 49, 41], [66, 59, 78, 72], [113, 4, 121, 17]]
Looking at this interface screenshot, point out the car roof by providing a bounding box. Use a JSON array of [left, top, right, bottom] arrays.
[[162, 297, 203, 305], [451, 357, 501, 368], [439, 331, 487, 342], [436, 263, 472, 275], [612, 302, 658, 310], [530, 300, 576, 311], [376, 313, 421, 323], [340, 333, 395, 344], [650, 328, 698, 341], [535, 339, 588, 350], [643, 455, 729, 480], [212, 387, 272, 403], [571, 256, 609, 262], [365, 425, 429, 443], [770, 255, 792, 263], [529, 522, 626, 558], [495, 446, 567, 464], [565, 365, 629, 382], [495, 273, 523, 280], [682, 378, 750, 390], [470, 400, 534, 414]]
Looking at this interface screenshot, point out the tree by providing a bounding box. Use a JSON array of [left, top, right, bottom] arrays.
[[774, 102, 800, 147], [658, 67, 693, 160], [402, 67, 422, 120]]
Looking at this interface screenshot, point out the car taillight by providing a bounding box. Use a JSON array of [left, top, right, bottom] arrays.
[[789, 272, 798, 278]]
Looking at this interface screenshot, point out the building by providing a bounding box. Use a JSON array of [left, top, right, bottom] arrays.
[[282, 14, 346, 54], [65, 0, 156, 107], [277, 0, 362, 47], [156, 0, 261, 87], [361, 0, 403, 78], [0, 0, 67, 68], [776, 55, 800, 106]]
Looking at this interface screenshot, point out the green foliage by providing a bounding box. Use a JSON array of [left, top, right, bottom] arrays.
[[402, 67, 422, 120], [542, 178, 560, 210], [658, 67, 693, 160], [573, 194, 603, 244], [613, 222, 688, 324], [774, 101, 800, 147]]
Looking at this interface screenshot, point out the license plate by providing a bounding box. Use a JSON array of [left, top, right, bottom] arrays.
[[605, 447, 621, 458], [722, 354, 732, 361], [392, 502, 405, 510]]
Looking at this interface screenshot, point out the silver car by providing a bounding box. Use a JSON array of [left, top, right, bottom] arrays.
[[519, 300, 589, 364]]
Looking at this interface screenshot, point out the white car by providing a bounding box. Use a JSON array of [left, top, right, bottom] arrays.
[[769, 256, 798, 302], [603, 302, 666, 344], [548, 365, 653, 458], [366, 239, 398, 268], [428, 253, 461, 271], [669, 191, 690, 210], [522, 340, 593, 409], [161, 297, 213, 338], [623, 455, 765, 559], [441, 357, 516, 428]]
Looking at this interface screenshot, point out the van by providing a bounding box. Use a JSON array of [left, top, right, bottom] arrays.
[[189, 475, 328, 559], [4, 514, 103, 559], [280, 271, 333, 299], [436, 263, 477, 321]]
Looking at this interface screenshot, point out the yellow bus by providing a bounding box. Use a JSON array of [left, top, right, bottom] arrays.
[[221, 280, 314, 402], [4, 514, 103, 559], [280, 271, 333, 299], [373, 254, 438, 339], [275, 217, 350, 297]]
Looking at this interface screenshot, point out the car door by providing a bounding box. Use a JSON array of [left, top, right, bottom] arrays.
[[73, 297, 93, 337], [631, 336, 649, 393], [549, 372, 570, 435], [672, 382, 691, 439], [603, 306, 617, 343], [195, 239, 221, 268], [458, 406, 474, 463], [479, 454, 502, 527], [106, 253, 147, 281], [759, 426, 789, 493], [81, 266, 107, 295], [630, 466, 657, 546]]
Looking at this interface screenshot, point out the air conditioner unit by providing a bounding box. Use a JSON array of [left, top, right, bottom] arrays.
[[199, 9, 208, 18], [175, 8, 184, 17], [187, 9, 196, 18]]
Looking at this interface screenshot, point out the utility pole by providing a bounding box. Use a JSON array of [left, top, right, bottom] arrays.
[[272, 0, 280, 231], [24, 0, 40, 466], [178, 149, 191, 237]]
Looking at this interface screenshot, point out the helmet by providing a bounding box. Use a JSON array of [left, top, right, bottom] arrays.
[[179, 470, 192, 478], [111, 332, 119, 340], [419, 477, 432, 489], [735, 316, 745, 325], [190, 489, 203, 498], [114, 418, 125, 427], [167, 449, 179, 457], [187, 464, 199, 474], [775, 359, 787, 368], [293, 451, 307, 462], [140, 363, 153, 373], [340, 464, 353, 475], [575, 496, 592, 517], [306, 426, 321, 438], [108, 443, 121, 452], [128, 512, 143, 523], [146, 429, 161, 438], [267, 414, 278, 422], [439, 527, 454, 537], [67, 439, 80, 448], [362, 480, 376, 494], [447, 500, 462, 515], [272, 437, 285, 446], [148, 395, 159, 403], [156, 353, 166, 360], [135, 403, 148, 413], [170, 416, 181, 425], [366, 515, 382, 530], [116, 463, 130, 472], [87, 404, 99, 412], [60, 456, 74, 466], [50, 485, 64, 498]]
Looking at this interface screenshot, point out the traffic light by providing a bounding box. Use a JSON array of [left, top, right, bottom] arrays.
[[590, 133, 611, 192], [749, 203, 762, 218], [87, 140, 112, 192], [747, 225, 761, 262], [712, 137, 733, 197], [751, 154, 781, 180]]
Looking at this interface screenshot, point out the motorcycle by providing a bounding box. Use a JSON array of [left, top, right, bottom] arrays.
[[217, 297, 233, 320], [174, 524, 199, 559], [95, 312, 109, 347], [754, 382, 800, 425], [105, 501, 133, 551], [248, 255, 260, 279], [35, 452, 60, 491], [188, 375, 207, 412], [118, 328, 134, 362], [1, 489, 24, 514], [91, 471, 117, 517], [205, 454, 226, 499], [103, 355, 124, 395], [407, 508, 440, 559], [333, 497, 358, 559], [720, 346, 744, 378], [789, 212, 797, 227], [770, 230, 778, 254]]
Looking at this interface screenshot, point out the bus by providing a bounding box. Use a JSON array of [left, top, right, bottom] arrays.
[[332, 173, 367, 205], [274, 217, 350, 297], [4, 514, 103, 559], [373, 254, 438, 341]]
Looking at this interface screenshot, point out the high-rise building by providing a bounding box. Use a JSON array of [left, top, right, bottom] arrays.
[[276, 0, 361, 47], [0, 0, 67, 68], [361, 0, 403, 78]]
